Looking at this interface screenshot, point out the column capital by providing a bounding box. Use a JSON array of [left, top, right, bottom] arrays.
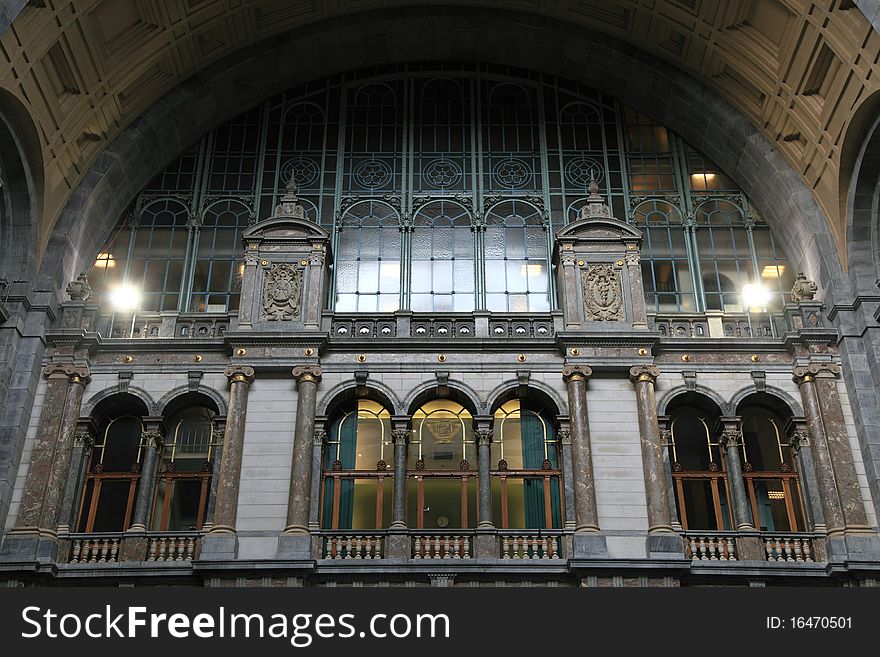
[[562, 364, 593, 382], [474, 428, 493, 446], [391, 428, 410, 445], [313, 428, 327, 446], [629, 365, 660, 384], [73, 430, 94, 448], [42, 362, 91, 384], [224, 365, 255, 385], [793, 362, 840, 384], [718, 426, 742, 449], [140, 428, 165, 450], [292, 365, 323, 384], [789, 427, 811, 453]]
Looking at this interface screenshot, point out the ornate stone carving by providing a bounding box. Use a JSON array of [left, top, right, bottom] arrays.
[[273, 177, 307, 219], [65, 272, 92, 302], [392, 428, 410, 445], [562, 365, 593, 382], [292, 365, 323, 383], [42, 362, 91, 383], [474, 428, 493, 446], [791, 272, 818, 302], [73, 430, 94, 448], [582, 264, 624, 321], [261, 263, 304, 321], [576, 176, 613, 220], [789, 428, 811, 453], [792, 362, 841, 384], [718, 428, 742, 449], [629, 365, 660, 384], [557, 428, 571, 445], [313, 429, 327, 446], [224, 365, 255, 385], [141, 429, 164, 449]]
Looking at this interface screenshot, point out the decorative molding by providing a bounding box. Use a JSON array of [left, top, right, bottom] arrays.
[[224, 365, 255, 384], [292, 365, 323, 383], [791, 272, 819, 303], [261, 263, 304, 321], [562, 365, 593, 382], [42, 362, 91, 384], [629, 365, 660, 384], [582, 264, 624, 321], [793, 362, 840, 384], [474, 428, 493, 446], [65, 273, 91, 302]]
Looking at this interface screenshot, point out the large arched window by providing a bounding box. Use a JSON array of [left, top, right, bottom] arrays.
[[739, 401, 806, 532], [321, 400, 393, 530], [667, 401, 732, 531], [408, 400, 476, 529], [334, 200, 401, 313], [188, 200, 251, 312], [151, 406, 219, 531], [490, 400, 562, 529], [78, 415, 144, 533], [91, 64, 792, 318], [411, 200, 474, 312]]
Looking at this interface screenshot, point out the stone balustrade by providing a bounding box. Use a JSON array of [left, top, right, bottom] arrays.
[[66, 533, 200, 562], [147, 534, 199, 561], [685, 533, 737, 561], [763, 535, 815, 562], [322, 534, 384, 560], [68, 535, 122, 563], [500, 533, 561, 559], [413, 534, 472, 559], [651, 312, 779, 339]]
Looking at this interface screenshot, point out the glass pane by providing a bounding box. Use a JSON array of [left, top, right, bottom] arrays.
[[92, 480, 136, 532]]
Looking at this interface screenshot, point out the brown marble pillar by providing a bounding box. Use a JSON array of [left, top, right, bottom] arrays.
[[16, 364, 90, 536], [563, 365, 606, 557], [629, 366, 678, 556], [278, 366, 321, 559], [718, 419, 754, 531], [202, 365, 254, 559], [794, 364, 871, 534], [788, 422, 825, 533], [624, 246, 648, 329], [129, 421, 165, 531], [57, 421, 95, 535]]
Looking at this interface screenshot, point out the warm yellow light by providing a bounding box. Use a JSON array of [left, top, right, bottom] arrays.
[[761, 265, 785, 279], [767, 491, 785, 500], [520, 264, 545, 276], [742, 283, 771, 310], [94, 253, 116, 269], [691, 173, 716, 181], [108, 284, 140, 312]]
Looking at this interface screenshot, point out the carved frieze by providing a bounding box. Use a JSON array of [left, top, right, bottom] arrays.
[[791, 272, 818, 303], [261, 263, 304, 321], [581, 264, 624, 321]]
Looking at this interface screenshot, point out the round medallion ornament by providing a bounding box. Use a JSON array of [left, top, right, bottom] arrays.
[[424, 159, 462, 188], [354, 159, 393, 189], [564, 157, 604, 188], [281, 158, 320, 188], [437, 516, 449, 528], [492, 158, 531, 188]]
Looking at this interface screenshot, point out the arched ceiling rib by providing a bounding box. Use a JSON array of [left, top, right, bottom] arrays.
[[1, 0, 878, 266]]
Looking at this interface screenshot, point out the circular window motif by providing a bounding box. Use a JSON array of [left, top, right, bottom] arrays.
[[281, 157, 320, 188], [424, 159, 463, 188], [354, 159, 393, 189], [564, 157, 604, 188], [491, 158, 531, 188]]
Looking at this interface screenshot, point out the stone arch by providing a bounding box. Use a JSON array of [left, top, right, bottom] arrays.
[[485, 379, 568, 418], [0, 89, 41, 283], [316, 379, 402, 418], [403, 378, 484, 417], [656, 385, 729, 418], [35, 7, 847, 315], [81, 386, 158, 417], [729, 385, 804, 419], [157, 386, 228, 418]]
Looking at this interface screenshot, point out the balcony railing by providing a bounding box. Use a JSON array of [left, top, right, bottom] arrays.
[[684, 532, 737, 561], [65, 532, 200, 563], [684, 531, 822, 562], [500, 532, 562, 559], [413, 533, 472, 559], [650, 311, 781, 339], [763, 535, 816, 562], [322, 533, 385, 560]]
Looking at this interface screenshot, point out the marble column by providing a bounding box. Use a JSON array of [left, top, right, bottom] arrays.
[[629, 366, 679, 556], [788, 422, 825, 533], [718, 419, 754, 531], [2, 363, 90, 561], [278, 365, 322, 559], [475, 426, 493, 528], [307, 427, 326, 530], [624, 247, 648, 328], [793, 365, 846, 534], [558, 425, 577, 530], [562, 365, 606, 557], [390, 427, 409, 528], [201, 424, 226, 529], [200, 365, 254, 560], [57, 421, 95, 535], [719, 419, 765, 560], [793, 363, 879, 560], [129, 420, 165, 532]]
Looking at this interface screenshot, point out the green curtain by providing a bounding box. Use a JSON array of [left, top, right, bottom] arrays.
[[322, 414, 358, 529], [520, 411, 562, 529], [521, 411, 546, 529]]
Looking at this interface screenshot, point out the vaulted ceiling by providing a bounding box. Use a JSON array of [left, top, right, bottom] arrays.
[[1, 0, 879, 266]]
